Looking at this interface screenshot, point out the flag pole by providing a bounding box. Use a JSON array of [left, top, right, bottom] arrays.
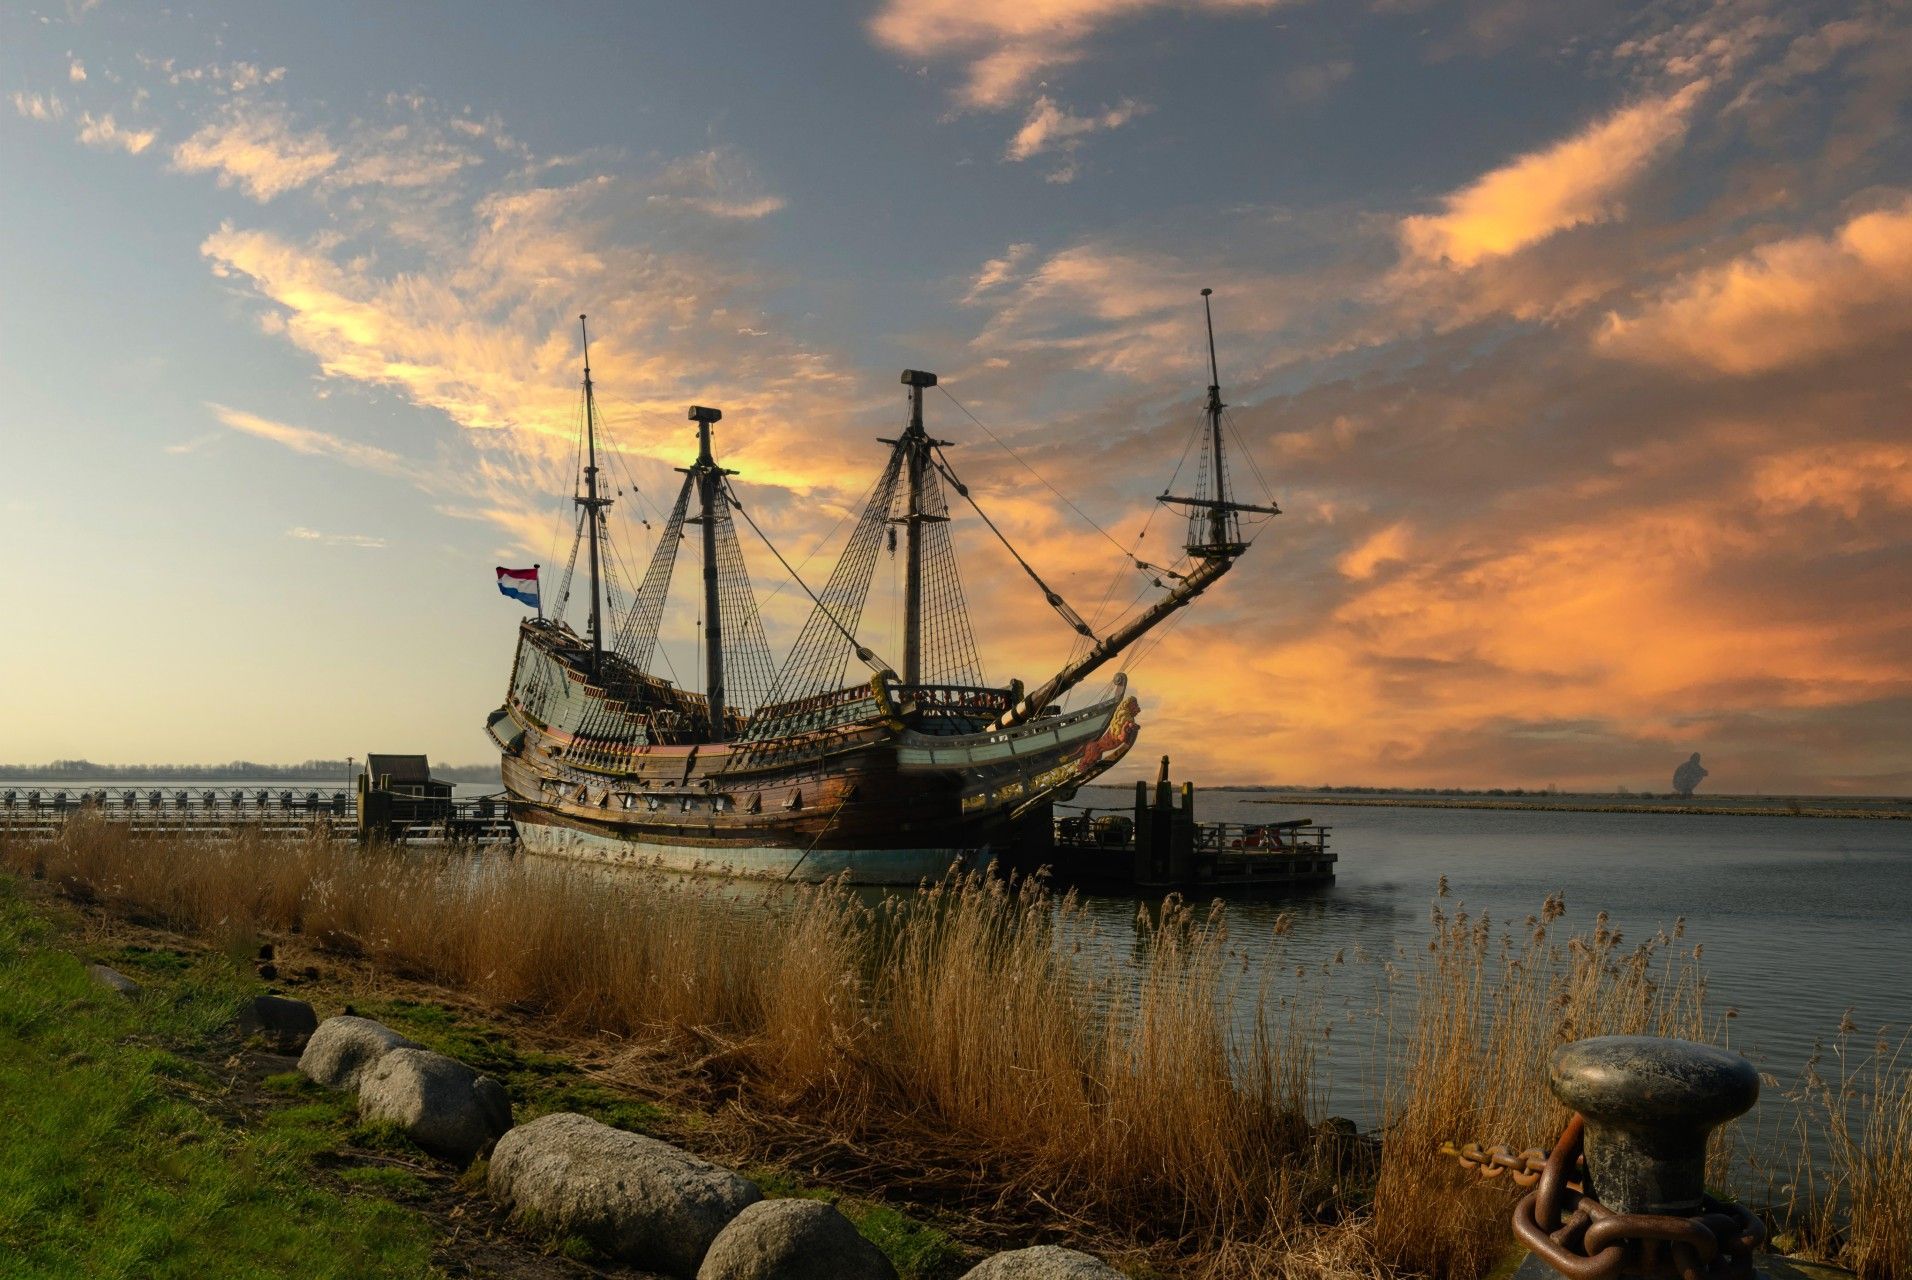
[[534, 563, 543, 621]]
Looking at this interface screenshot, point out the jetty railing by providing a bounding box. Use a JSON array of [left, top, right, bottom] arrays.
[[0, 788, 514, 847]]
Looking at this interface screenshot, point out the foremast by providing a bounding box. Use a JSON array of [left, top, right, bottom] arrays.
[[988, 289, 1278, 733]]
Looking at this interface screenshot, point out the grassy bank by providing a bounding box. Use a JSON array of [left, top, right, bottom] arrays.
[[0, 877, 440, 1278], [4, 822, 1907, 1279]]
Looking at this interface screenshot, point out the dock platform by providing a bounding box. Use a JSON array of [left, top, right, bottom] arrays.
[[1019, 757, 1335, 892]]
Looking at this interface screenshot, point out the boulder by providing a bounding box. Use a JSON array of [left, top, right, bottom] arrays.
[[489, 1112, 760, 1277], [87, 964, 140, 997], [239, 994, 318, 1054], [697, 1198, 897, 1280], [298, 1015, 421, 1090], [357, 1047, 512, 1165], [960, 1246, 1127, 1280]]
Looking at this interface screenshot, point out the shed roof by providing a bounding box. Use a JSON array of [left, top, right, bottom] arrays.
[[366, 754, 433, 784]]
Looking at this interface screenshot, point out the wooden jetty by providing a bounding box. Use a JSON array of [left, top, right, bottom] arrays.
[[0, 755, 513, 847], [1021, 757, 1335, 891]]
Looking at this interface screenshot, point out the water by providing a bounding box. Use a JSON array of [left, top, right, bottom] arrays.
[[16, 774, 1907, 1132], [1063, 787, 1912, 1124]]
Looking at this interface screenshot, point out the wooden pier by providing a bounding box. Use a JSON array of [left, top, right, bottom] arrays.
[[0, 785, 514, 847], [1020, 757, 1335, 892]]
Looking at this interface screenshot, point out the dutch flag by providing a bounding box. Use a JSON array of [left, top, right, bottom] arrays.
[[496, 565, 541, 609]]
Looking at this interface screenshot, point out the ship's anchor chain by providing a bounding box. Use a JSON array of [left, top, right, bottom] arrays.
[[1446, 1037, 1767, 1280], [1439, 1136, 1550, 1188]]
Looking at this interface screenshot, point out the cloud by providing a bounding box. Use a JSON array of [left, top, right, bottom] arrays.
[[964, 242, 1037, 301], [171, 105, 340, 200], [11, 90, 64, 121], [643, 147, 787, 219], [210, 403, 411, 477], [67, 57, 85, 83], [76, 112, 155, 154], [869, 0, 1285, 109], [1337, 521, 1411, 580], [286, 526, 387, 549], [1597, 196, 1912, 376], [1285, 59, 1353, 102], [1399, 83, 1705, 268], [1004, 95, 1145, 164]]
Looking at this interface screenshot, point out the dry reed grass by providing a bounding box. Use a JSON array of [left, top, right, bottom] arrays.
[[5, 822, 1907, 1279]]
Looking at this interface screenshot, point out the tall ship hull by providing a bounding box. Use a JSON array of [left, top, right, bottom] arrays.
[[490, 626, 1139, 883], [490, 302, 1275, 884]]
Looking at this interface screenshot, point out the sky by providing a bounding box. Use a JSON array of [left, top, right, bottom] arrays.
[[2, 0, 1908, 793]]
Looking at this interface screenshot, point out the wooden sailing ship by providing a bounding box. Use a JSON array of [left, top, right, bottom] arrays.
[[487, 294, 1279, 883]]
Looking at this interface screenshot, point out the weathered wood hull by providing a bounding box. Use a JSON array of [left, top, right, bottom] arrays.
[[489, 619, 1143, 884]]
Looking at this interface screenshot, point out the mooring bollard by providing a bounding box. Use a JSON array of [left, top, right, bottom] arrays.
[[1510, 1035, 1766, 1280]]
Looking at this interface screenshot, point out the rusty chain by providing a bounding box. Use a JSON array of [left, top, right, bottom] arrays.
[[1439, 1137, 1552, 1188], [1469, 1113, 1766, 1280]]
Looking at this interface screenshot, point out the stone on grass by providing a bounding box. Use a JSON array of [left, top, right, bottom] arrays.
[[960, 1246, 1127, 1280], [239, 994, 318, 1054], [357, 1047, 512, 1165], [87, 964, 139, 997], [696, 1198, 897, 1280], [298, 1015, 421, 1090], [489, 1112, 760, 1277]]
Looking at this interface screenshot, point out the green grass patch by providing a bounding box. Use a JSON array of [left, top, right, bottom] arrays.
[[336, 1165, 430, 1199], [358, 997, 668, 1134], [742, 1166, 966, 1279], [0, 875, 439, 1279]]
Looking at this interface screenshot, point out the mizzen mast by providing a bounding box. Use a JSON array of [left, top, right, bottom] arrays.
[[578, 314, 613, 677]]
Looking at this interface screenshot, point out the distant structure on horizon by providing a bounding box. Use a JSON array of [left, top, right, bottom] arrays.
[[1672, 752, 1709, 798]]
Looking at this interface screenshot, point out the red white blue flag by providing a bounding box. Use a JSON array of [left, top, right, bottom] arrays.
[[496, 566, 540, 609]]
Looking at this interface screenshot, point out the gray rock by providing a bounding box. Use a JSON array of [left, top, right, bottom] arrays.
[[239, 994, 318, 1054], [489, 1112, 760, 1277], [697, 1198, 897, 1280], [960, 1246, 1127, 1280], [297, 1015, 421, 1090], [357, 1047, 512, 1165], [87, 964, 139, 997]]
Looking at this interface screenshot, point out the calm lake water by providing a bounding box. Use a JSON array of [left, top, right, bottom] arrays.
[[1061, 786, 1912, 1125]]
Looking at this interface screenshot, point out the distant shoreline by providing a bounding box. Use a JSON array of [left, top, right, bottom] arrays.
[[1076, 784, 1910, 821], [1246, 794, 1909, 820]]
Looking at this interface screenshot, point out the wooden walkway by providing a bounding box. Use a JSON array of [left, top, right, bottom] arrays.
[[0, 788, 515, 847]]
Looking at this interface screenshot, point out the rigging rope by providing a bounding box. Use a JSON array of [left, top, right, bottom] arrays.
[[930, 449, 1096, 642]]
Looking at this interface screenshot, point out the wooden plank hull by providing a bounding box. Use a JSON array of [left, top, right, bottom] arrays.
[[490, 619, 1144, 885]]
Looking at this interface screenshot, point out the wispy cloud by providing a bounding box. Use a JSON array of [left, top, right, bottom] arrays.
[[209, 403, 411, 478], [286, 526, 387, 549], [67, 57, 86, 84], [1399, 82, 1705, 268], [1004, 95, 1146, 179], [644, 148, 786, 219], [76, 111, 155, 154], [869, 0, 1285, 109], [11, 90, 65, 121], [171, 104, 339, 200]]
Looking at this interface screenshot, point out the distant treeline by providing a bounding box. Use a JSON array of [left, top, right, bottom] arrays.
[[0, 759, 502, 783]]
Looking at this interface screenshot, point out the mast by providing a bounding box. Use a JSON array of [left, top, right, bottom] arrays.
[[894, 370, 946, 687], [687, 405, 729, 740], [577, 314, 612, 677], [988, 288, 1278, 732]]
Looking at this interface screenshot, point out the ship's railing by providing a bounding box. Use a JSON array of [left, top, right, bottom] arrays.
[[1194, 821, 1332, 857], [899, 685, 1015, 715]]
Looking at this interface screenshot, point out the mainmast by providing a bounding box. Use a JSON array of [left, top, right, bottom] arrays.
[[684, 405, 731, 740], [577, 314, 612, 677], [892, 370, 948, 687], [987, 288, 1278, 732]]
